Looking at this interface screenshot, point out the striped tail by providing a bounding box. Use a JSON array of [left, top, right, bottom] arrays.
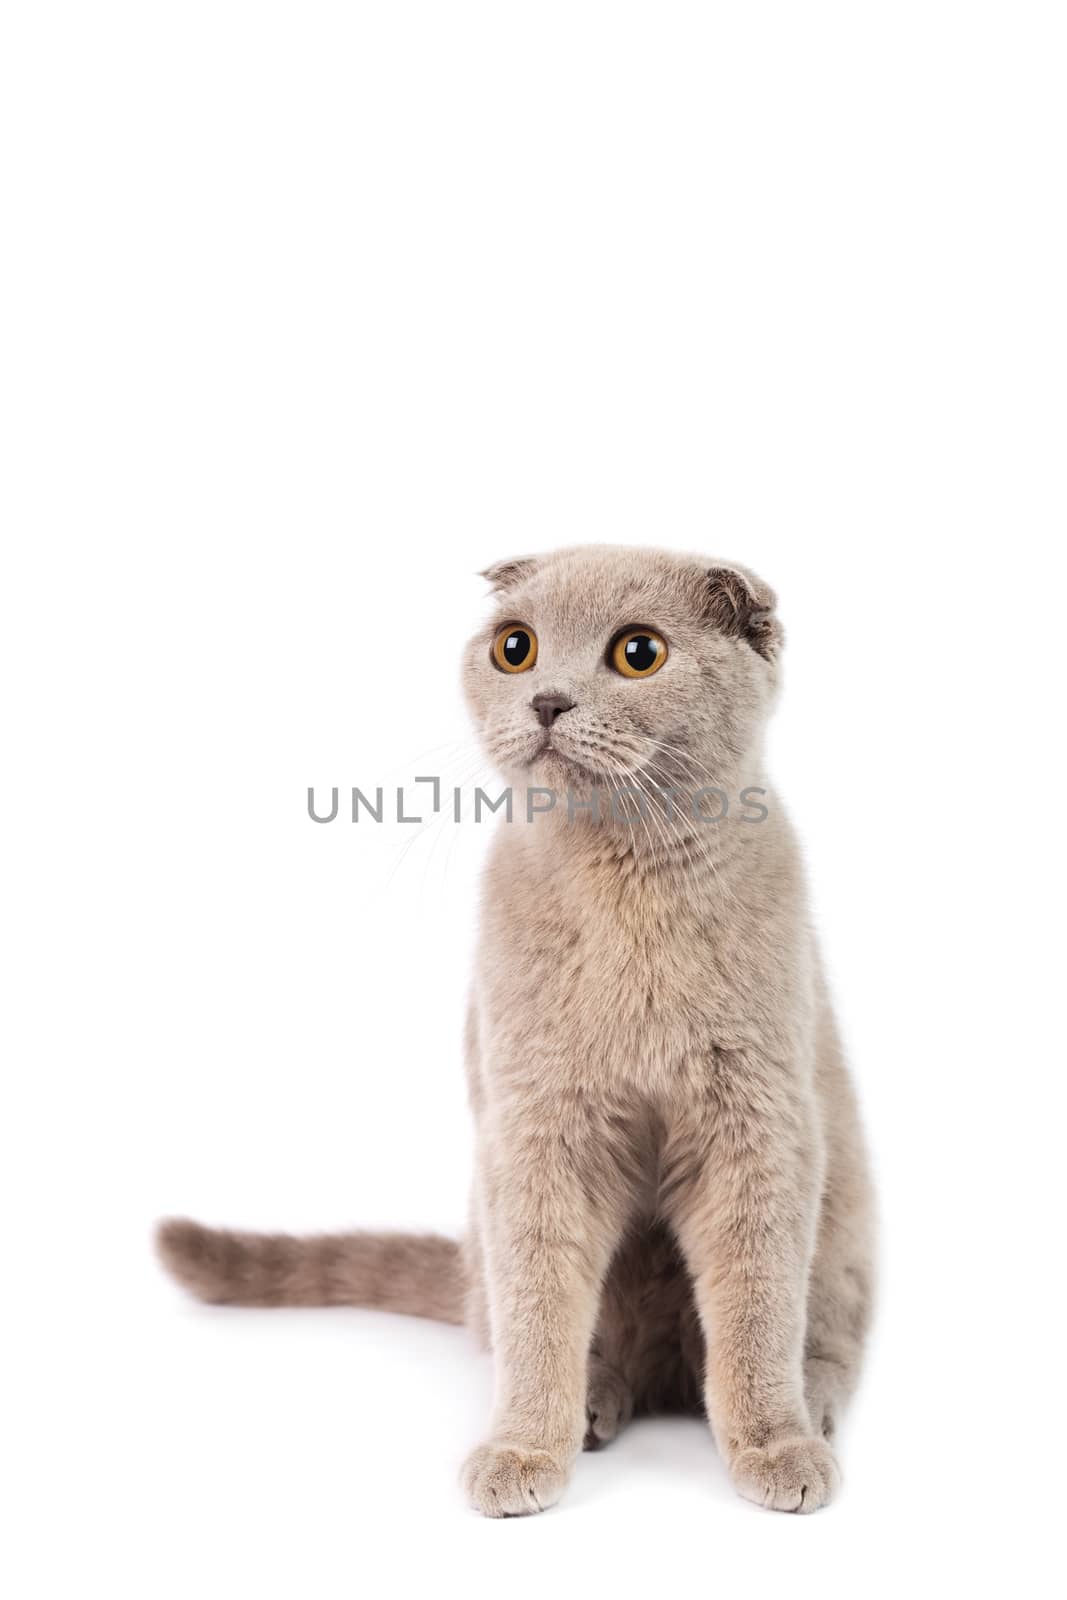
[[156, 1218, 465, 1324]]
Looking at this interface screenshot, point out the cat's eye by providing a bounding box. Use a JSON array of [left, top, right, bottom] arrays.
[[610, 628, 668, 679], [492, 625, 538, 674]]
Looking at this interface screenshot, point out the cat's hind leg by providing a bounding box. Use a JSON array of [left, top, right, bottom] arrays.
[[804, 1243, 873, 1439], [803, 995, 876, 1441], [583, 1221, 701, 1450], [803, 1157, 875, 1439], [584, 1354, 634, 1449]]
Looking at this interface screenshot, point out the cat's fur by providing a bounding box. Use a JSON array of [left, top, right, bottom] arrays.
[[158, 545, 875, 1516]]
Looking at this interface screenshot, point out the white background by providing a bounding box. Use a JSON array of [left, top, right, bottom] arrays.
[[2, 3, 1064, 1596]]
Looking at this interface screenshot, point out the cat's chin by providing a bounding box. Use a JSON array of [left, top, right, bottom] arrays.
[[526, 744, 607, 788]]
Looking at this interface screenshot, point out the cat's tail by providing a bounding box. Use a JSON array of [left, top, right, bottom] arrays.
[[155, 1219, 466, 1324]]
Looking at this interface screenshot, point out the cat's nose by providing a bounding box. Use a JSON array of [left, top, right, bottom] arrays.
[[531, 693, 575, 728]]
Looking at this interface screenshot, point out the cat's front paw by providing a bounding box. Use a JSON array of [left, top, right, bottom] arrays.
[[461, 1442, 569, 1517], [731, 1434, 839, 1513]]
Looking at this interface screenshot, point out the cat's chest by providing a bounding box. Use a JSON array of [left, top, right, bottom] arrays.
[[476, 857, 744, 1075]]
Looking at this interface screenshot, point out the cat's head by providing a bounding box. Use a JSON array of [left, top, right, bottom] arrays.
[[462, 545, 782, 802]]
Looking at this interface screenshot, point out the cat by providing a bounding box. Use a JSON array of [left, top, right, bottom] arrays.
[[158, 544, 875, 1516]]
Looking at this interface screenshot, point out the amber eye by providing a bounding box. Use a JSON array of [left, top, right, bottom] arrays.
[[611, 628, 668, 678], [492, 625, 538, 673]]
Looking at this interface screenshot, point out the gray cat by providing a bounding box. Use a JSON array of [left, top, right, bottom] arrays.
[[159, 545, 875, 1516]]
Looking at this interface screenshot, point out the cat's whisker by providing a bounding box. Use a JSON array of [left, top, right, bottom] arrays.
[[633, 766, 698, 875], [381, 748, 492, 892], [418, 758, 497, 905], [374, 733, 483, 792], [638, 734, 727, 793], [600, 758, 676, 869], [633, 762, 706, 879]]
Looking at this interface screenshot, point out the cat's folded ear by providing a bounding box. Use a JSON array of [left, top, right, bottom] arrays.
[[480, 556, 539, 592], [703, 565, 782, 660]]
